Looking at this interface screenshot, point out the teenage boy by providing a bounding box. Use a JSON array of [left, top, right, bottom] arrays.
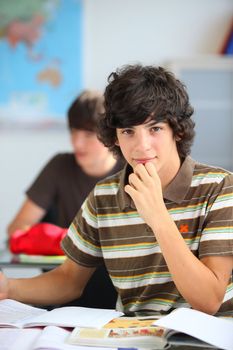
[[1, 65, 232, 316], [7, 90, 123, 309], [7, 90, 123, 235]]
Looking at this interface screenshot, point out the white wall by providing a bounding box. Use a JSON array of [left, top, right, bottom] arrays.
[[0, 0, 232, 243], [83, 0, 233, 89]]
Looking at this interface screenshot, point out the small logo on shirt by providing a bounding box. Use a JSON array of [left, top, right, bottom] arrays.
[[179, 224, 189, 233]]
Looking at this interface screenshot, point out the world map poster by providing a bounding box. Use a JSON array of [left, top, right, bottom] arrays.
[[0, 0, 83, 128]]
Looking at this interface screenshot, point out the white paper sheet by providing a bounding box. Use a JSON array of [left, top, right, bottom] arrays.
[[0, 299, 123, 328], [25, 305, 123, 328], [154, 307, 233, 350], [0, 326, 117, 350], [0, 328, 41, 350], [0, 299, 46, 325]]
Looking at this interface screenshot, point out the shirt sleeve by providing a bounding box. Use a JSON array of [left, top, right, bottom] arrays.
[[26, 154, 61, 210], [199, 173, 233, 258], [61, 189, 104, 268]]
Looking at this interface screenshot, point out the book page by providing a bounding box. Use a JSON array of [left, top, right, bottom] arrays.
[[103, 316, 160, 328], [0, 299, 47, 327], [25, 306, 123, 328], [0, 328, 41, 350], [33, 326, 114, 350], [32, 326, 75, 350], [0, 327, 116, 350], [154, 307, 233, 350], [68, 316, 168, 349], [68, 325, 167, 349]]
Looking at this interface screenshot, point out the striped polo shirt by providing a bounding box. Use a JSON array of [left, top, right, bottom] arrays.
[[62, 156, 233, 316]]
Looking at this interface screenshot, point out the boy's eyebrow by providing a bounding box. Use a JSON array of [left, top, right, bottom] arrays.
[[117, 120, 165, 129], [144, 119, 164, 126]]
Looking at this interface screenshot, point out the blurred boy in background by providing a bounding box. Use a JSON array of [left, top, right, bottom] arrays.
[[7, 90, 124, 309], [8, 90, 123, 234]]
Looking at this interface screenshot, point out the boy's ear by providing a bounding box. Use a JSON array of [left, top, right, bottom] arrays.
[[115, 139, 120, 146], [175, 135, 181, 141]]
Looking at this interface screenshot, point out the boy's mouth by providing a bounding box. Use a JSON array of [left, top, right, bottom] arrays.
[[134, 157, 156, 164]]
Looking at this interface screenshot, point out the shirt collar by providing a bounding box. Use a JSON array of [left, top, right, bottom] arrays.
[[117, 156, 196, 210], [163, 156, 195, 203]]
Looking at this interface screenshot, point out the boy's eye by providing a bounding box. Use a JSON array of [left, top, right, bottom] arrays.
[[151, 126, 161, 132], [121, 129, 133, 135], [84, 131, 95, 137]]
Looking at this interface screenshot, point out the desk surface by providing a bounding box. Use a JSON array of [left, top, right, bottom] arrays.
[[0, 248, 65, 269]]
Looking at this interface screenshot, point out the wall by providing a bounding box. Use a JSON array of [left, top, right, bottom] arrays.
[[0, 0, 232, 243], [83, 0, 233, 89]]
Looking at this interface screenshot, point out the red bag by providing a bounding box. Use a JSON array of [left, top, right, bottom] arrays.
[[9, 223, 68, 255]]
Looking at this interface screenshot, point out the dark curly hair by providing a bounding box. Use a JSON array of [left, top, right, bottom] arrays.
[[97, 64, 195, 159], [68, 90, 104, 132]]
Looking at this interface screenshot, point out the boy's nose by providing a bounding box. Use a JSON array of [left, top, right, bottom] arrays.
[[74, 136, 86, 149], [134, 131, 151, 151]]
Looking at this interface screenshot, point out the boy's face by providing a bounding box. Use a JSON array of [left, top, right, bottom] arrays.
[[116, 119, 180, 181], [70, 128, 110, 171]]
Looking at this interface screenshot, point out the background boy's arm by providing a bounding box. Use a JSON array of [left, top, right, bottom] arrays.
[[7, 199, 46, 237], [0, 258, 95, 306]]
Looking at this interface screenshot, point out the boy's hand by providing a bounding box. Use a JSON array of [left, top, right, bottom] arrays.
[[124, 162, 166, 228], [0, 271, 9, 300]]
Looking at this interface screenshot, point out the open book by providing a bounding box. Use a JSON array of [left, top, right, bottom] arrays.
[[0, 299, 123, 329], [68, 316, 167, 349], [0, 326, 71, 350], [0, 326, 115, 350], [68, 308, 233, 350]]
